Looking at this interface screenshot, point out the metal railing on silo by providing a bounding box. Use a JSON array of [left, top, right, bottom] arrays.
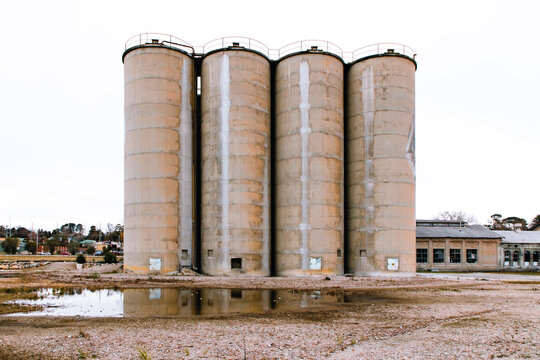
[[124, 35, 416, 64], [274, 40, 344, 60], [347, 43, 416, 62], [201, 36, 270, 57], [124, 33, 195, 53]]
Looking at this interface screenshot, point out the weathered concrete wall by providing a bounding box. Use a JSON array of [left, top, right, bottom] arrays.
[[346, 55, 416, 275], [274, 53, 344, 276], [201, 49, 271, 276], [124, 46, 195, 273]]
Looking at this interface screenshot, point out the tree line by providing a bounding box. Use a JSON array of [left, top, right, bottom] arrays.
[[0, 223, 123, 255], [435, 211, 540, 231]]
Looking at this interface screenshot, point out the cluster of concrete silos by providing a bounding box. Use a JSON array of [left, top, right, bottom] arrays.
[[122, 35, 416, 277]]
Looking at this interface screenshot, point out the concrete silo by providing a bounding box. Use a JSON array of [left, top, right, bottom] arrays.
[[346, 51, 416, 275], [123, 40, 195, 273], [200, 45, 271, 276], [274, 51, 345, 276]]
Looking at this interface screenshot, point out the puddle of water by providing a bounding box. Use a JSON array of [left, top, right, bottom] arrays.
[[5, 288, 382, 318], [7, 288, 124, 317]]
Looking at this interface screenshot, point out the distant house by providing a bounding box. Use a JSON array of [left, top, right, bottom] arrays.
[[493, 231, 540, 269], [94, 242, 106, 252], [79, 240, 97, 247], [416, 220, 501, 271], [18, 239, 27, 253], [530, 223, 540, 231], [37, 245, 68, 254]]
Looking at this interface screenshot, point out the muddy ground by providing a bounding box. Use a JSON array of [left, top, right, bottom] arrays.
[[0, 264, 538, 359]]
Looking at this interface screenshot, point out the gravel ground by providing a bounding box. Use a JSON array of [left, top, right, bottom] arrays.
[[0, 270, 538, 359]]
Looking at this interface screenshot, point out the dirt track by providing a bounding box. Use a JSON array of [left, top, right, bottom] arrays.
[[0, 266, 538, 359]]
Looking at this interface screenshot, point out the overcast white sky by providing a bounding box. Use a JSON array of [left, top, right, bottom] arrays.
[[1, 0, 539, 231]]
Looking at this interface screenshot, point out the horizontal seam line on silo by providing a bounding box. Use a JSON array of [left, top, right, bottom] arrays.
[[201, 131, 270, 138], [276, 181, 343, 186], [345, 156, 414, 161], [345, 182, 414, 187], [346, 134, 410, 141], [125, 154, 185, 160], [125, 176, 187, 181], [274, 85, 343, 95], [124, 104, 182, 110], [275, 155, 343, 162], [275, 132, 344, 139], [275, 106, 344, 113], [202, 155, 268, 161], [125, 201, 179, 205], [124, 77, 184, 86], [346, 107, 413, 112]]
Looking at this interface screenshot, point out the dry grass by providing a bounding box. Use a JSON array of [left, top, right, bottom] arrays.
[[0, 287, 42, 315]]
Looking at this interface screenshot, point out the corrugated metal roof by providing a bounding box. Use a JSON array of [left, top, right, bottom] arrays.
[[493, 231, 540, 244], [416, 224, 501, 239]]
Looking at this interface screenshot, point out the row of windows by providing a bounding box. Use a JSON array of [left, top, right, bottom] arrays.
[[504, 250, 539, 262], [416, 249, 477, 264]]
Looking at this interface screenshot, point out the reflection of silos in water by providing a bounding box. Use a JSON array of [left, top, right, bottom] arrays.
[[123, 44, 195, 273], [346, 53, 416, 275], [200, 289, 270, 315], [201, 47, 271, 276], [123, 288, 180, 317], [271, 290, 341, 310], [274, 52, 344, 276]]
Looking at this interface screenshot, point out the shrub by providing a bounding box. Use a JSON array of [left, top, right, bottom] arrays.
[[76, 254, 86, 264], [86, 245, 96, 255], [104, 252, 118, 264], [2, 237, 19, 254]]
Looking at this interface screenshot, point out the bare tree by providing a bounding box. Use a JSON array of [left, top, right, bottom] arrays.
[[435, 211, 477, 224]]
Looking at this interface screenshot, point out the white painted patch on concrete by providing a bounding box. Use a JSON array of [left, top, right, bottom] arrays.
[[220, 54, 231, 270], [262, 150, 270, 274], [361, 67, 375, 234], [387, 258, 399, 271], [310, 257, 322, 270], [149, 288, 162, 300], [179, 58, 193, 266], [299, 60, 311, 271], [149, 258, 162, 271], [405, 111, 416, 179]]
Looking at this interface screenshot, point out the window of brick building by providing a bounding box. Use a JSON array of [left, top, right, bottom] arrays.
[[450, 249, 461, 263], [416, 248, 428, 263], [466, 249, 478, 263], [433, 249, 445, 263]]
